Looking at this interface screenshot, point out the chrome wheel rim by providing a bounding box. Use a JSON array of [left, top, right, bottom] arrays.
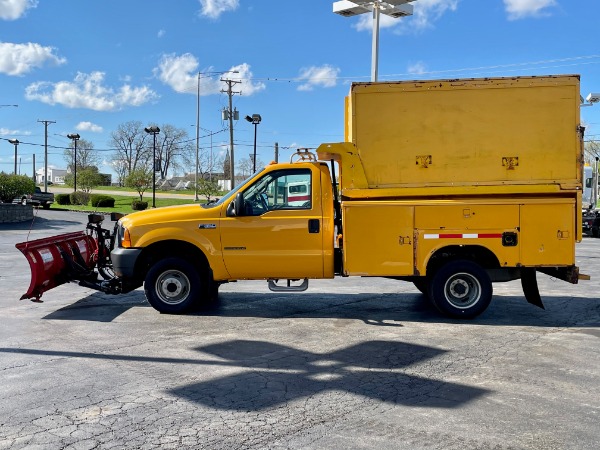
[[155, 270, 190, 305], [444, 272, 481, 309]]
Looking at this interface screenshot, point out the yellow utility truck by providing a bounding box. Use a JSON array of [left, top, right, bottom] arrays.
[[17, 75, 587, 319]]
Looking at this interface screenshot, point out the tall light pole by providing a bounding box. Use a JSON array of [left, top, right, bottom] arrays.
[[245, 114, 262, 173], [333, 0, 416, 81], [195, 69, 239, 201], [144, 126, 160, 208], [8, 139, 19, 175], [67, 133, 80, 192]]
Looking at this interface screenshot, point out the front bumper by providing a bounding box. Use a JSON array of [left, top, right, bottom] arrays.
[[111, 247, 143, 278]]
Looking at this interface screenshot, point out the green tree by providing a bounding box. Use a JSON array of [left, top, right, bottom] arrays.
[[125, 167, 153, 201], [197, 178, 221, 202], [0, 173, 35, 203], [76, 167, 104, 193]]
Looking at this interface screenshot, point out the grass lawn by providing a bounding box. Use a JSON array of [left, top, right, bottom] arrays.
[[52, 194, 202, 214]]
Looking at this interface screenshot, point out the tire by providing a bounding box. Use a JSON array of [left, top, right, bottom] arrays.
[[428, 260, 492, 319], [144, 257, 208, 314], [42, 203, 50, 209]]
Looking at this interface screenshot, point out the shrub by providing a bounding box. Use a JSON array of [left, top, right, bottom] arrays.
[[131, 200, 148, 211], [70, 191, 91, 206], [55, 194, 71, 205], [90, 194, 115, 207], [0, 173, 35, 203]]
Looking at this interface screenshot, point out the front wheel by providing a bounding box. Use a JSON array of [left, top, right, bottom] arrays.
[[144, 257, 207, 314], [428, 260, 492, 319]]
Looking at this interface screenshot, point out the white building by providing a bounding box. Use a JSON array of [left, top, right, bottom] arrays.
[[36, 168, 67, 185]]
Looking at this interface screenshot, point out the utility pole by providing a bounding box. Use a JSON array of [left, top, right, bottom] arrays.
[[221, 78, 241, 189], [38, 120, 56, 191], [274, 142, 279, 163]]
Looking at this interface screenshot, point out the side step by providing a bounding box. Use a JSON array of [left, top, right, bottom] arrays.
[[268, 279, 309, 292]]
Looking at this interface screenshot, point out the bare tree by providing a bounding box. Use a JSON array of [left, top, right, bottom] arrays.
[[585, 140, 600, 164], [63, 138, 99, 171], [111, 158, 128, 187], [237, 156, 264, 178], [110, 121, 151, 177], [155, 124, 193, 179]]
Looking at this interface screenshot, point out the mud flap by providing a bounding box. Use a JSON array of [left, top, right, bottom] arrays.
[[16, 231, 98, 301], [520, 267, 545, 309]]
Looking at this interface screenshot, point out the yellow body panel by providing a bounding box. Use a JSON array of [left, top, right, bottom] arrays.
[[520, 203, 575, 265], [343, 203, 414, 276], [341, 198, 576, 277], [347, 76, 581, 189]]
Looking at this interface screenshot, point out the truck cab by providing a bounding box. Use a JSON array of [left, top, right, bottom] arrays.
[[110, 156, 336, 313]]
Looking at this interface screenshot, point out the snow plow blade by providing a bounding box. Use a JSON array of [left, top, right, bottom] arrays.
[[16, 231, 98, 301]]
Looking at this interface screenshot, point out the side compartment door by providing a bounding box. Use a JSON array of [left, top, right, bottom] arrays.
[[342, 203, 415, 276], [220, 167, 325, 279]]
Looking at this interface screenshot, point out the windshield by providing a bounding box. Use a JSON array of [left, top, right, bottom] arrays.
[[202, 170, 262, 209]]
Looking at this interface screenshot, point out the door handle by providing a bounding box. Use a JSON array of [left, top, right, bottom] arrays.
[[308, 219, 320, 233]]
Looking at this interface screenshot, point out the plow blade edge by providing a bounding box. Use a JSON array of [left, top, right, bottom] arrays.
[[15, 232, 98, 301]]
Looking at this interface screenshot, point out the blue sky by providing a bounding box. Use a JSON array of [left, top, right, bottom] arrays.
[[1, 0, 599, 179]]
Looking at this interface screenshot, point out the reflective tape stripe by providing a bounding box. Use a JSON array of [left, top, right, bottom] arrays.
[[423, 233, 503, 239]]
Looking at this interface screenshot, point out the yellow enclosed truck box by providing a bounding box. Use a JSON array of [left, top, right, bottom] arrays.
[[17, 75, 587, 319]]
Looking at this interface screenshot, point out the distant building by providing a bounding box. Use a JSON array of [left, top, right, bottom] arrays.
[[36, 168, 67, 185]]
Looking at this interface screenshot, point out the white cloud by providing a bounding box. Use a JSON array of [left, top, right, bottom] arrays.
[[407, 61, 427, 75], [76, 121, 103, 133], [25, 71, 158, 111], [503, 0, 557, 19], [155, 53, 198, 93], [0, 127, 30, 136], [229, 63, 265, 96], [154, 54, 265, 96], [0, 0, 37, 20], [297, 65, 340, 91], [157, 29, 166, 38], [354, 0, 458, 33], [0, 42, 66, 76], [199, 0, 239, 19]]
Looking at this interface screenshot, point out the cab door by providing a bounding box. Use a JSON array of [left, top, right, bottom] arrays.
[[220, 167, 325, 279]]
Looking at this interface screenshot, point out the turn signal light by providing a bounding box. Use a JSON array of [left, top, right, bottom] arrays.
[[121, 228, 132, 248]]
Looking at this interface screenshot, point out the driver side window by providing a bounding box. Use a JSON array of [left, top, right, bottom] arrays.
[[242, 169, 312, 216]]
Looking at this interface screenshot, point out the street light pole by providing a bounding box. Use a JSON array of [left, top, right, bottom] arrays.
[[245, 114, 262, 173], [371, 3, 380, 82], [144, 126, 160, 208], [67, 133, 80, 192], [333, 0, 416, 82], [8, 139, 19, 175]]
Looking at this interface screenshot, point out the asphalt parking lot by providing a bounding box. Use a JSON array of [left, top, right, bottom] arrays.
[[1, 209, 599, 449]]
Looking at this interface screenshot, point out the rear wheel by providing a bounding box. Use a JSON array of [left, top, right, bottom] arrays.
[[428, 260, 492, 319], [144, 257, 208, 314]]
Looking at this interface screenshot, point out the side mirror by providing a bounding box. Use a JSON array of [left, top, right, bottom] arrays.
[[234, 192, 245, 216]]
